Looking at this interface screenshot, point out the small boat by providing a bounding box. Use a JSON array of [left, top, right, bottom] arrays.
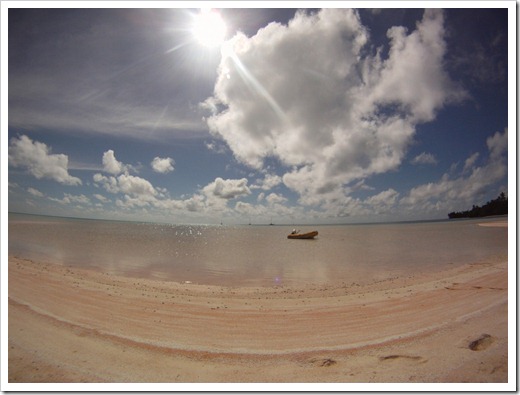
[[287, 230, 318, 239]]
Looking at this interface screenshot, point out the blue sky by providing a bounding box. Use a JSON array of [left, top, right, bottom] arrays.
[[5, 3, 513, 224]]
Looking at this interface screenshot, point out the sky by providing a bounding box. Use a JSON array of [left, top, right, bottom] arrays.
[[4, 2, 513, 225]]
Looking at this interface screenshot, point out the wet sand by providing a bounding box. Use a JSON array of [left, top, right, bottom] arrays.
[[478, 220, 508, 228], [8, 251, 508, 385]]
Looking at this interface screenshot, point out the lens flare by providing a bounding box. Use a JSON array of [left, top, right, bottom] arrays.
[[222, 44, 287, 121]]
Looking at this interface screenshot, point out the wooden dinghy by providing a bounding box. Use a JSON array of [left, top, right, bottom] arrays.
[[287, 230, 318, 239]]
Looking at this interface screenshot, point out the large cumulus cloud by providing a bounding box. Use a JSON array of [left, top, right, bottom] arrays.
[[203, 9, 466, 209]]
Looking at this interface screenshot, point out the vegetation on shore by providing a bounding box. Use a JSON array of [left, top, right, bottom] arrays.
[[448, 192, 507, 219]]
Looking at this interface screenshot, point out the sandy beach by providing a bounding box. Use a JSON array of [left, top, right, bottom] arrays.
[[8, 233, 508, 385]]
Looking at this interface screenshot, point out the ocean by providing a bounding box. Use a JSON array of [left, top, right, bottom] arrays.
[[8, 213, 508, 287]]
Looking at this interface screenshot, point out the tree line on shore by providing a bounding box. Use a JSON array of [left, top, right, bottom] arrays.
[[448, 192, 508, 219]]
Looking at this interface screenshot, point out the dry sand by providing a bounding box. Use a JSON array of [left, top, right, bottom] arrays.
[[8, 241, 508, 384]]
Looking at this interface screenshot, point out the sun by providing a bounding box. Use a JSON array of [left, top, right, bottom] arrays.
[[192, 9, 227, 48]]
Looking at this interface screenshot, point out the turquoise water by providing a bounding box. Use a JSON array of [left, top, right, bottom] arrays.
[[8, 213, 508, 287]]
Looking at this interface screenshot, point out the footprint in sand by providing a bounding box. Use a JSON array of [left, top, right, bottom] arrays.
[[309, 358, 337, 367], [468, 334, 494, 351], [379, 355, 426, 364]]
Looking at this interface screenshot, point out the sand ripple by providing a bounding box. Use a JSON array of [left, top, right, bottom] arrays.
[[8, 256, 508, 383]]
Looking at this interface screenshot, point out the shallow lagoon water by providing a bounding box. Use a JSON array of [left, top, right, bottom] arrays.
[[8, 213, 507, 287]]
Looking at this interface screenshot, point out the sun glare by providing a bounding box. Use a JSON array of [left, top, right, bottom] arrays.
[[192, 9, 227, 48]]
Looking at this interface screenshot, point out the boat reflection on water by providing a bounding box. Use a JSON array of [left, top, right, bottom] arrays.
[[8, 214, 508, 287]]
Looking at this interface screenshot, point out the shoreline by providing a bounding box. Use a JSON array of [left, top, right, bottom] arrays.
[[478, 220, 508, 228], [8, 255, 508, 384]]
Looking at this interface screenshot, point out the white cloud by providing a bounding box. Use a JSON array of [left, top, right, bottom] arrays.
[[202, 177, 251, 200], [487, 128, 508, 159], [181, 194, 206, 213], [96, 149, 158, 207], [251, 173, 282, 190], [93, 193, 109, 203], [320, 193, 368, 218], [117, 173, 156, 197], [265, 192, 287, 206], [204, 9, 465, 210], [8, 135, 82, 186], [463, 152, 480, 173], [8, 10, 209, 141], [93, 173, 119, 193], [116, 195, 153, 209], [411, 152, 438, 165], [151, 157, 175, 174], [93, 170, 253, 215], [27, 187, 44, 197], [401, 128, 507, 213], [367, 9, 466, 122], [50, 193, 91, 205], [451, 31, 506, 85], [93, 172, 157, 208], [102, 150, 127, 175], [8, 182, 20, 192], [365, 188, 400, 214], [205, 141, 228, 154], [235, 201, 266, 217], [351, 179, 375, 192], [67, 194, 91, 205]]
